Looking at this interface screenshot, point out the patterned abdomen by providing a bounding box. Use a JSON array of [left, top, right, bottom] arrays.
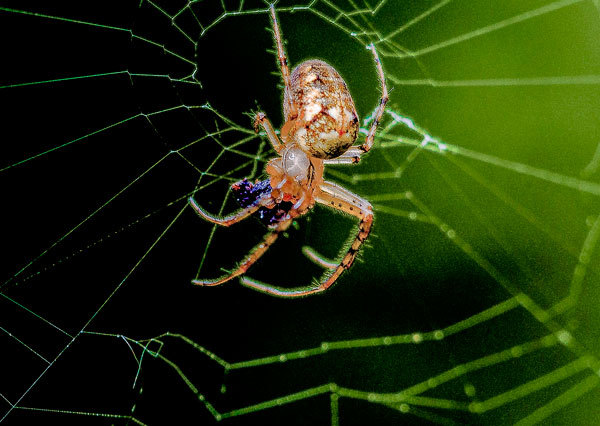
[[283, 60, 359, 159]]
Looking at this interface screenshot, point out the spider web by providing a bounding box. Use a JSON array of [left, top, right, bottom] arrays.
[[1, 0, 600, 424]]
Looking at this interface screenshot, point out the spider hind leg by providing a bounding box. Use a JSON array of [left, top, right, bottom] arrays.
[[240, 182, 373, 297], [302, 246, 337, 269], [192, 219, 292, 286]]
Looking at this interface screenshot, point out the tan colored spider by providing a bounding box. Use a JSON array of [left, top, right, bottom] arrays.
[[189, 4, 388, 297]]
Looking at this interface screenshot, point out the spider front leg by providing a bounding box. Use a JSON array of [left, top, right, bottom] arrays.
[[269, 4, 291, 88], [192, 219, 292, 286], [269, 4, 298, 119], [322, 46, 388, 165], [189, 195, 272, 227], [240, 182, 373, 297], [254, 111, 284, 153], [358, 44, 389, 154]]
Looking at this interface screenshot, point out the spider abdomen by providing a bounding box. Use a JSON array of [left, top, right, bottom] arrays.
[[283, 60, 359, 159]]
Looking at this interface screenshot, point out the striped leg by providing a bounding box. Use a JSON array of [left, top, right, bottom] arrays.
[[254, 111, 284, 153], [189, 188, 275, 228], [269, 4, 296, 118], [193, 219, 292, 286], [359, 44, 388, 154], [240, 181, 373, 297]]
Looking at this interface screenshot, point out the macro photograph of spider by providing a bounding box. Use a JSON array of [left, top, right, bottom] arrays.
[[3, 1, 600, 424], [189, 4, 388, 297]]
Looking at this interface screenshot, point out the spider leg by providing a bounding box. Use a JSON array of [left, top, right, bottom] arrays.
[[358, 44, 389, 154], [302, 246, 337, 269], [188, 195, 273, 227], [269, 4, 295, 117], [254, 111, 284, 153], [192, 219, 292, 286], [323, 147, 364, 165], [323, 46, 388, 165], [240, 181, 373, 297]]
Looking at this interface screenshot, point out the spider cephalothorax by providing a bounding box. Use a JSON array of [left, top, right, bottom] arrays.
[[189, 4, 388, 297]]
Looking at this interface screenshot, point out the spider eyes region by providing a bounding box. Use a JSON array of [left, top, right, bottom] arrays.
[[188, 5, 388, 297], [282, 146, 311, 182]]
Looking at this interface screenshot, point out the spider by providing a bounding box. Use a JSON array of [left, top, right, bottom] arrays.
[[189, 4, 388, 297]]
